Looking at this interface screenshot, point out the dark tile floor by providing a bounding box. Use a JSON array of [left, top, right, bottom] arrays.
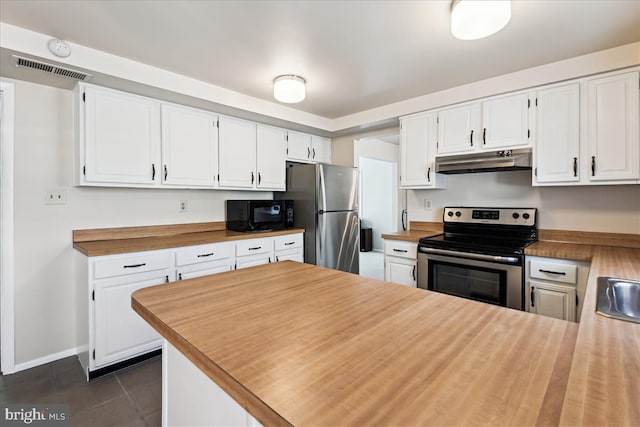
[[0, 355, 161, 427]]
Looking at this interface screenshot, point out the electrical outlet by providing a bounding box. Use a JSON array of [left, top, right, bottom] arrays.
[[179, 200, 188, 212], [44, 189, 67, 205], [424, 199, 433, 211]]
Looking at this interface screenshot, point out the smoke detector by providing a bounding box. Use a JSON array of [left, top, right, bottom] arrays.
[[47, 39, 71, 58]]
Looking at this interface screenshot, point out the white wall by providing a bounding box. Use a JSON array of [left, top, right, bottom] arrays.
[[9, 79, 270, 366], [408, 171, 640, 233], [359, 157, 396, 250], [332, 126, 398, 167]]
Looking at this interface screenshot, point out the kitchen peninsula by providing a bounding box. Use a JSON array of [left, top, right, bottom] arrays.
[[130, 258, 640, 426]]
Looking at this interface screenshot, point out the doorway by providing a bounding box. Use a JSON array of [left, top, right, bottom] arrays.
[[354, 133, 405, 280]]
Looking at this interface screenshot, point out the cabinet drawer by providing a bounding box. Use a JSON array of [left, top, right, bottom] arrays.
[[274, 234, 303, 251], [236, 237, 273, 256], [384, 240, 417, 259], [529, 259, 577, 284], [175, 242, 233, 267], [93, 252, 171, 280]]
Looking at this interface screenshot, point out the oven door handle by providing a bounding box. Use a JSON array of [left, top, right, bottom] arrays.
[[419, 247, 519, 264]]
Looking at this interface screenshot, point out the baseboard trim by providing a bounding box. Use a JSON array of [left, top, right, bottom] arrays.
[[11, 346, 84, 374]]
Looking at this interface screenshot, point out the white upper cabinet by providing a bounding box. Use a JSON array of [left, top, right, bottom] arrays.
[[587, 71, 640, 182], [534, 83, 581, 184], [81, 85, 161, 186], [218, 116, 257, 189], [481, 93, 530, 149], [400, 112, 446, 189], [436, 93, 530, 155], [256, 125, 286, 190], [76, 83, 327, 190], [286, 131, 313, 161], [437, 103, 480, 155], [161, 104, 218, 187], [311, 136, 332, 163], [286, 131, 331, 163]]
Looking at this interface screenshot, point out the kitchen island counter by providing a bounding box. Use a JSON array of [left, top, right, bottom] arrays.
[[132, 261, 581, 426]]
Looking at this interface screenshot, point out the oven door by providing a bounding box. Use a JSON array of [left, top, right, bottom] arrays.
[[417, 249, 523, 310]]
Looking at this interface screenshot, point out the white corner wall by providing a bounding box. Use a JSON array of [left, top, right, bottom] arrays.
[[359, 157, 396, 250], [408, 171, 640, 233], [10, 79, 270, 367]]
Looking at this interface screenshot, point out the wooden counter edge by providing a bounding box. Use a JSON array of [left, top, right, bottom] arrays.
[[131, 292, 293, 427], [73, 228, 306, 257]]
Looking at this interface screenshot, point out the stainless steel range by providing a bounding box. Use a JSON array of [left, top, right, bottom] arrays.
[[417, 207, 538, 310]]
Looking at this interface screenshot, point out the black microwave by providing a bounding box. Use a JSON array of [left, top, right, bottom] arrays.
[[226, 200, 294, 232]]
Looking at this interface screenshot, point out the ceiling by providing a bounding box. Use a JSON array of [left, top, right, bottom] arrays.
[[0, 1, 638, 120]]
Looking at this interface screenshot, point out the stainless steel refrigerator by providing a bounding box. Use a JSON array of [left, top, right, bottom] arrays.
[[277, 163, 359, 274]]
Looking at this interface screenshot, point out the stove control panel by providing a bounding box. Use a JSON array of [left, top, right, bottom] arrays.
[[444, 207, 537, 226]]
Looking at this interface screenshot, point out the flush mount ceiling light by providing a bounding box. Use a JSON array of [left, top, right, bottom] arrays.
[[451, 0, 511, 40], [273, 75, 306, 103]]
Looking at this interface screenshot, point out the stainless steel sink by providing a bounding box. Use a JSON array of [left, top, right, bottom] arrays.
[[596, 277, 640, 324]]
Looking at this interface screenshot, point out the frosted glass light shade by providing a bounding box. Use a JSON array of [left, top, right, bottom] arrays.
[[273, 75, 306, 103], [451, 0, 511, 40]]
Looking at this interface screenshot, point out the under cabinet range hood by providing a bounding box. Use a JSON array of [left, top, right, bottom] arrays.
[[435, 148, 532, 174]]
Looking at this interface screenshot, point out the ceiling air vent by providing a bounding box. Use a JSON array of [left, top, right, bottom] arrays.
[[13, 55, 92, 81]]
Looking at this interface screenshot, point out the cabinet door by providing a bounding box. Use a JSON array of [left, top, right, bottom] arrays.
[[437, 103, 480, 154], [236, 254, 273, 270], [311, 136, 332, 163], [256, 125, 286, 190], [218, 116, 256, 188], [534, 84, 580, 183], [275, 248, 304, 263], [400, 113, 437, 187], [384, 256, 417, 287], [177, 263, 232, 281], [286, 131, 312, 161], [161, 104, 218, 187], [481, 93, 530, 149], [83, 86, 160, 185], [529, 280, 576, 321], [587, 72, 640, 182], [94, 274, 166, 367]]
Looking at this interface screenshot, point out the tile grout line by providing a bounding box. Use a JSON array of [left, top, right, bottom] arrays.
[[114, 374, 149, 426]]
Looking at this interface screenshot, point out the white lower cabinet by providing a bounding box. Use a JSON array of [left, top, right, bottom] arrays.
[[383, 240, 417, 287], [79, 233, 302, 378], [235, 237, 274, 269], [274, 234, 304, 262], [94, 272, 168, 368], [526, 256, 590, 322], [528, 280, 577, 322], [88, 249, 173, 372], [175, 242, 234, 281]]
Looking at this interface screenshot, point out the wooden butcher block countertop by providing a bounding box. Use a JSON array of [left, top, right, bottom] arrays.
[[133, 261, 580, 427], [381, 221, 443, 242], [73, 222, 305, 257], [559, 246, 640, 426]]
